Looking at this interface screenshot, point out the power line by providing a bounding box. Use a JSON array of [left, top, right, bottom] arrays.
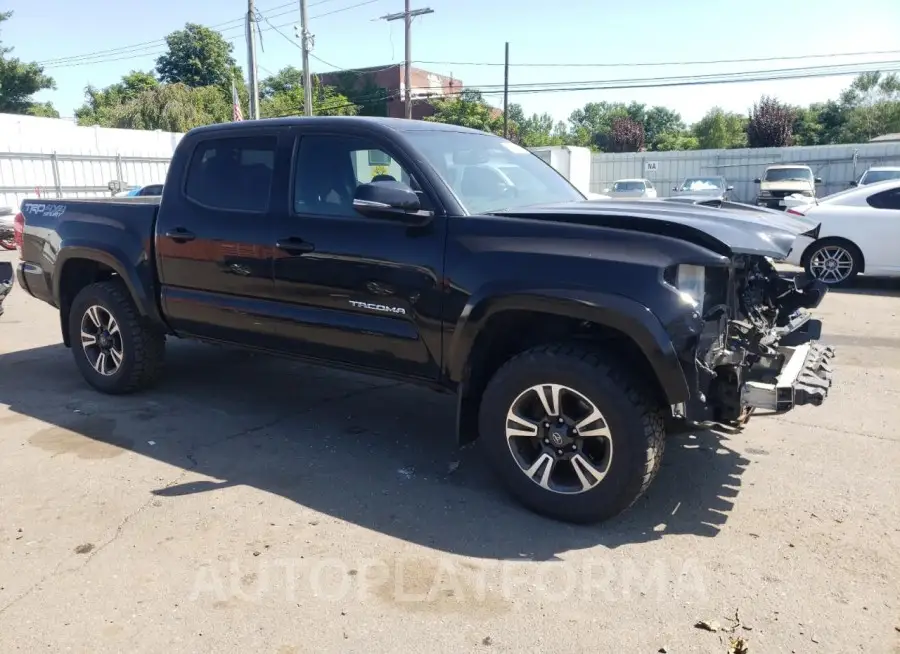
[[261, 61, 900, 119], [401, 61, 900, 98], [414, 48, 900, 69], [37, 0, 303, 65], [39, 0, 385, 69]]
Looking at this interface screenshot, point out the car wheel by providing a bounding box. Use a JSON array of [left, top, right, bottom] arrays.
[[69, 280, 166, 394], [804, 239, 861, 287], [478, 343, 666, 524]]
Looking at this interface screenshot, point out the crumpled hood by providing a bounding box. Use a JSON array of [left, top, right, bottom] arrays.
[[495, 199, 816, 259]]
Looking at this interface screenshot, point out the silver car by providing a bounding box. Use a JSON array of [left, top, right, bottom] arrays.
[[672, 176, 733, 200]]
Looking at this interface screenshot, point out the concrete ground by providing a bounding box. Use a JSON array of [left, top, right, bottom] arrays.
[[0, 249, 898, 654]]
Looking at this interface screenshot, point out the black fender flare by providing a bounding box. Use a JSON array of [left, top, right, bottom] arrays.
[[448, 283, 690, 405], [54, 243, 165, 333]]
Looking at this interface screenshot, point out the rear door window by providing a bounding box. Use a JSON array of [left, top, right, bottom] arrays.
[[184, 136, 277, 212]]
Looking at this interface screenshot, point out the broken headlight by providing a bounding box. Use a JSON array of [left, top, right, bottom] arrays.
[[664, 264, 706, 313]]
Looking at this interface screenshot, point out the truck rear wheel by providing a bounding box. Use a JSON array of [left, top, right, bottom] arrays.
[[68, 280, 165, 394], [478, 343, 665, 524]]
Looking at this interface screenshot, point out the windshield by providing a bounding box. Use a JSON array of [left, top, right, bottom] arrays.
[[406, 130, 585, 214], [764, 167, 813, 182], [681, 177, 724, 191], [403, 131, 584, 213], [613, 181, 645, 192], [861, 170, 900, 185]]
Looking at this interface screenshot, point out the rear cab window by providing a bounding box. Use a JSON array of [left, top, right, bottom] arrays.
[[184, 135, 278, 212]]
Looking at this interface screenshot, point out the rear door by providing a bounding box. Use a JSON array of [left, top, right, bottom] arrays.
[[267, 129, 446, 381], [156, 128, 292, 347]]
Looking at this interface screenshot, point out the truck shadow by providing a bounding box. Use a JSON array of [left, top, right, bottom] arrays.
[[0, 340, 750, 560]]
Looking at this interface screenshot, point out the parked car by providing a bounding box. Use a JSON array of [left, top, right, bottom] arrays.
[[0, 206, 15, 250], [605, 178, 658, 198], [755, 164, 822, 210], [782, 178, 900, 285], [672, 176, 733, 200], [5, 116, 835, 524], [850, 166, 900, 187], [114, 184, 163, 198]]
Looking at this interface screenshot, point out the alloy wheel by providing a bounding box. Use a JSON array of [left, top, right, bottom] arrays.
[[809, 245, 854, 284], [505, 383, 614, 495], [80, 305, 124, 376]]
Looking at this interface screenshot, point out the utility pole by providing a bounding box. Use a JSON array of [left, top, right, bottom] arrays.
[[297, 0, 314, 116], [503, 42, 509, 139], [246, 0, 260, 120], [380, 3, 433, 119]]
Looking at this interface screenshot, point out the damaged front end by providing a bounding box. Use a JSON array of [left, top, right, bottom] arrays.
[[668, 256, 835, 425]]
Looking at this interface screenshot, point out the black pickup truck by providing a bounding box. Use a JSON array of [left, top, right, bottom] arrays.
[[5, 116, 835, 523]]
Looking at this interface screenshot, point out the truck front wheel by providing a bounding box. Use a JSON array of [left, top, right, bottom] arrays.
[[68, 280, 165, 394], [478, 343, 666, 524]]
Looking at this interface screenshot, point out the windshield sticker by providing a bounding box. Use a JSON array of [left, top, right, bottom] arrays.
[[22, 203, 67, 218]]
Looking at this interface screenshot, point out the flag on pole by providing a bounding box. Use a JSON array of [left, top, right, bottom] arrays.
[[232, 79, 244, 122]]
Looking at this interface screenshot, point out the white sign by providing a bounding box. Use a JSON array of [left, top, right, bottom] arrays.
[[645, 161, 659, 173]]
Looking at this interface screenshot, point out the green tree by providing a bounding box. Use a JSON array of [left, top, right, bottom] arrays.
[[75, 71, 160, 126], [155, 23, 237, 88], [258, 67, 358, 117], [111, 83, 228, 132], [0, 11, 58, 116], [839, 72, 900, 141], [425, 89, 503, 134], [506, 103, 568, 146], [643, 106, 686, 150], [655, 131, 699, 151], [692, 107, 747, 149], [567, 101, 629, 149]]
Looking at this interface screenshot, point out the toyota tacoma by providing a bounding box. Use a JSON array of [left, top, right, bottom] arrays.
[[6, 117, 835, 524]]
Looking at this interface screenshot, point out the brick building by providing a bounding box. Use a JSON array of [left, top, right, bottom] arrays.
[[317, 65, 463, 120]]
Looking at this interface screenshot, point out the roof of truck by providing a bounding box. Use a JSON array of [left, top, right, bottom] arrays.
[[766, 164, 813, 169], [189, 116, 491, 137]]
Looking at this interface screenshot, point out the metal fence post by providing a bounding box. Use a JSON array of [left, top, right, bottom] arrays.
[[115, 154, 124, 193], [50, 152, 62, 198]]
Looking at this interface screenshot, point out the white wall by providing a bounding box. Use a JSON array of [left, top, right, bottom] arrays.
[[0, 113, 183, 210]]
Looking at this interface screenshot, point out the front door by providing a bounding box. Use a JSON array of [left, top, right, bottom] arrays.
[[269, 132, 445, 381]]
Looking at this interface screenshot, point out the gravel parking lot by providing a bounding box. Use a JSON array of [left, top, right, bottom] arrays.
[[1, 249, 898, 653]]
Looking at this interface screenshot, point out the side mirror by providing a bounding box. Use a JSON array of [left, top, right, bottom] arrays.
[[849, 180, 858, 187], [353, 181, 426, 221], [726, 185, 734, 191], [814, 177, 823, 184], [672, 186, 678, 191], [753, 178, 761, 184]]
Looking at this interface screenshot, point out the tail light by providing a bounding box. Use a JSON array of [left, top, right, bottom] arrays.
[[13, 211, 24, 253], [786, 208, 807, 217]]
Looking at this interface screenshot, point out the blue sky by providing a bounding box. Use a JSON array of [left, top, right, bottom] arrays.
[[5, 0, 900, 124]]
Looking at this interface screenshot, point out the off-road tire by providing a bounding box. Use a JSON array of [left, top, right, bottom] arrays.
[[69, 280, 165, 394], [478, 343, 666, 524]]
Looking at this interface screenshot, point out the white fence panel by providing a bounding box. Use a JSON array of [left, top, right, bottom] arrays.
[[591, 142, 900, 203]]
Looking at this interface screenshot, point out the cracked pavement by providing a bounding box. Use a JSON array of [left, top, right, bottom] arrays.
[[1, 250, 898, 653]]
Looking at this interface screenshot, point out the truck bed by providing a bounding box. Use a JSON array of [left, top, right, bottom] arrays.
[[17, 198, 160, 310]]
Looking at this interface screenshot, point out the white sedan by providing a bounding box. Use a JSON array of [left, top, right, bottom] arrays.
[[782, 179, 900, 285], [604, 178, 658, 198]]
